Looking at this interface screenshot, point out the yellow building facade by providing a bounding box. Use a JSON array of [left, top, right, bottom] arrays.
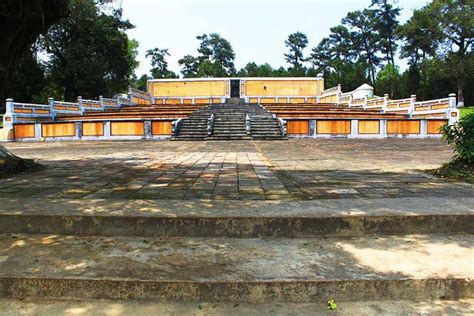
[[147, 77, 324, 104]]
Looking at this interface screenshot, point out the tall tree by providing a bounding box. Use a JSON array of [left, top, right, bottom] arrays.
[[397, 6, 443, 99], [284, 32, 309, 70], [431, 0, 473, 106], [196, 33, 236, 76], [178, 55, 199, 78], [0, 0, 70, 107], [179, 33, 235, 77], [342, 9, 381, 84], [146, 48, 177, 79], [371, 0, 400, 66], [42, 0, 139, 100], [5, 44, 46, 103]]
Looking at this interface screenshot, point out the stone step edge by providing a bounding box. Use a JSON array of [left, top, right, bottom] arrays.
[[1, 213, 472, 237], [0, 277, 470, 302]]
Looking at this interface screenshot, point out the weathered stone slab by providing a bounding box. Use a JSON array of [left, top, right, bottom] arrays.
[[0, 233, 472, 302]]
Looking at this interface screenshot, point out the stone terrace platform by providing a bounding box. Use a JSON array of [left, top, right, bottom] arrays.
[[2, 139, 472, 201]]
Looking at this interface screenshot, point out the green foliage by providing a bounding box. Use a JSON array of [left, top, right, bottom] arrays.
[[5, 45, 46, 103], [131, 74, 149, 91], [146, 48, 177, 79], [179, 33, 235, 78], [371, 0, 401, 65], [442, 114, 474, 164], [375, 64, 401, 98], [460, 107, 474, 119], [41, 0, 139, 100], [284, 32, 309, 70]]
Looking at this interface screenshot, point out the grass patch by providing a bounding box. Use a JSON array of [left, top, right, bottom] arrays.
[[460, 107, 474, 119], [429, 159, 474, 184], [0, 114, 3, 128]]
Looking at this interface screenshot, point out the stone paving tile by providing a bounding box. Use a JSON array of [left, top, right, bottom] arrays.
[[2, 139, 473, 201]]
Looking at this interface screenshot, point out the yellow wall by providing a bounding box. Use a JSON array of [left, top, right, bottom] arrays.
[[150, 80, 226, 97], [245, 79, 323, 97]]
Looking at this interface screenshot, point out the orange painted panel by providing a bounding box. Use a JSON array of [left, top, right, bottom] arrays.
[[289, 98, 305, 104], [260, 98, 276, 104], [14, 124, 35, 138], [42, 123, 75, 137], [287, 120, 309, 135], [14, 108, 33, 114], [195, 99, 210, 104], [249, 98, 258, 103], [111, 122, 144, 136], [212, 98, 222, 104], [387, 120, 420, 134], [36, 110, 50, 114], [82, 122, 104, 136], [432, 104, 449, 110], [307, 98, 316, 103], [427, 120, 447, 134], [317, 120, 350, 134], [278, 98, 288, 103], [165, 99, 181, 105], [154, 99, 164, 105], [358, 120, 380, 134], [415, 106, 429, 111], [152, 121, 172, 135]]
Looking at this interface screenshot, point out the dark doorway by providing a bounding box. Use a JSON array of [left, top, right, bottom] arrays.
[[230, 80, 240, 98]]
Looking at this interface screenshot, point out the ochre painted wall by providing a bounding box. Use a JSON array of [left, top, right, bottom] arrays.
[[387, 120, 420, 134], [150, 80, 227, 97], [245, 80, 323, 97], [317, 120, 351, 134], [287, 120, 309, 134]]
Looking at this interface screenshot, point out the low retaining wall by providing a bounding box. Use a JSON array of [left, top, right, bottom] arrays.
[[10, 119, 174, 142], [8, 117, 446, 141], [284, 118, 447, 139]]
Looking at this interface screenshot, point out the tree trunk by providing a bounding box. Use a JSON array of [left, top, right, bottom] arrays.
[[0, 0, 70, 111]]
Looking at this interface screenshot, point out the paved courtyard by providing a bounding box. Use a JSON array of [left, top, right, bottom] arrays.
[[1, 139, 473, 201]]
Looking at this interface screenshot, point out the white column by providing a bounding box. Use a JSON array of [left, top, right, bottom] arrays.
[[349, 119, 359, 138], [380, 119, 387, 138]]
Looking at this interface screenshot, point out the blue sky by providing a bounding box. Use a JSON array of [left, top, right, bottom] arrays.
[[121, 0, 430, 77]]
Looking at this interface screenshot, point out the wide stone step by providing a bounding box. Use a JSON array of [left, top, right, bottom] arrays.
[[1, 197, 472, 238], [0, 232, 471, 302], [1, 298, 472, 315]]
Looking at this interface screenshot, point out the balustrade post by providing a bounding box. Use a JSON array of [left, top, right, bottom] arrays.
[[448, 93, 459, 124], [99, 95, 104, 110], [448, 93, 457, 108], [49, 97, 57, 119], [3, 99, 14, 130], [77, 96, 84, 113], [383, 94, 389, 112], [336, 84, 342, 104], [128, 85, 134, 106], [409, 94, 416, 117]]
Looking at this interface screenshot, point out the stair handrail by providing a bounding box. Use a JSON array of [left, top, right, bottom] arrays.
[[277, 117, 287, 137], [245, 114, 251, 135], [207, 114, 215, 136], [172, 118, 184, 136]]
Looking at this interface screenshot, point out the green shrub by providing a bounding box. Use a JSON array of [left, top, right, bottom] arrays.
[[441, 114, 474, 164]]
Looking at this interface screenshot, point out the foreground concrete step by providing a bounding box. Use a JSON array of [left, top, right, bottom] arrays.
[[0, 233, 472, 302], [2, 298, 473, 315], [0, 197, 472, 238]]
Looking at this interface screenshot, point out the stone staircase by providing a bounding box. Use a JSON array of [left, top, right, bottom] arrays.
[[0, 197, 472, 307], [173, 101, 286, 140]]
